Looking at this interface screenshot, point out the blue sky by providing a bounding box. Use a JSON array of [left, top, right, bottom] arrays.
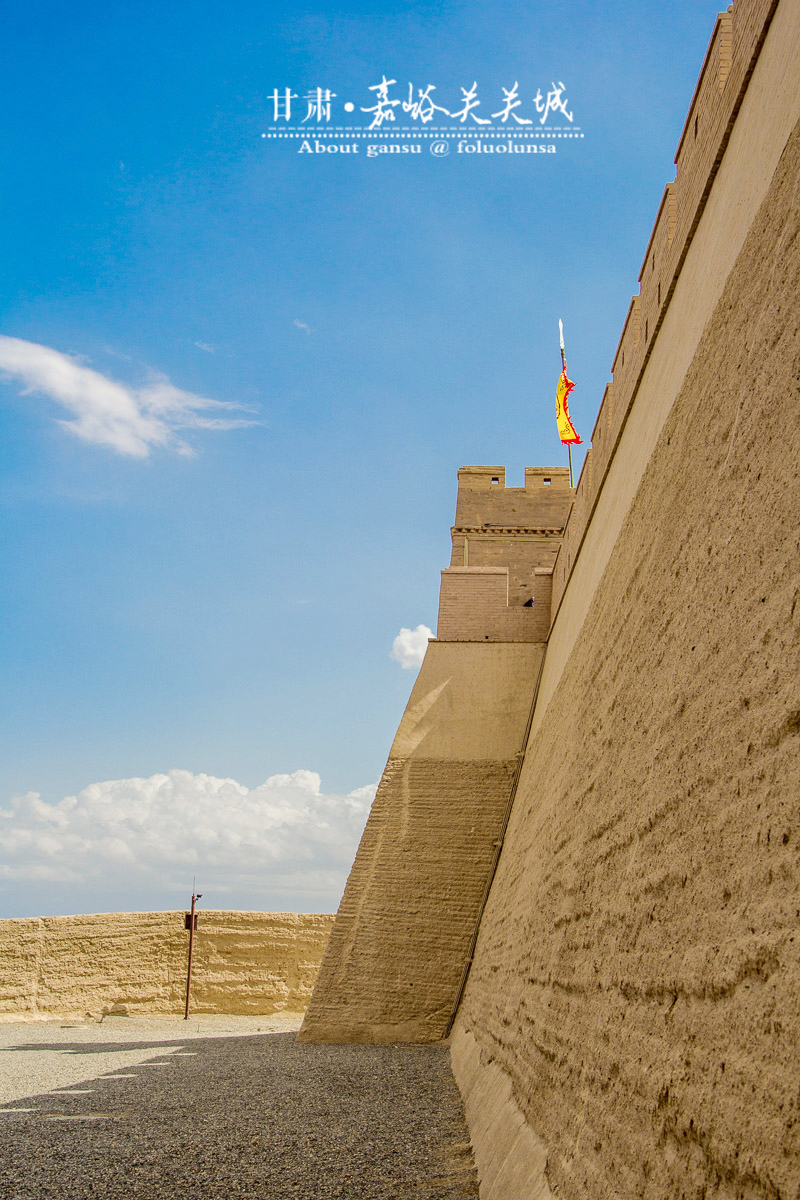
[[0, 0, 721, 916]]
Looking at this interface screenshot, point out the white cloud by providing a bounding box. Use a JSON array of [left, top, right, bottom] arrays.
[[293, 319, 311, 334], [0, 770, 375, 915], [193, 341, 215, 354], [390, 624, 432, 670], [0, 336, 257, 458]]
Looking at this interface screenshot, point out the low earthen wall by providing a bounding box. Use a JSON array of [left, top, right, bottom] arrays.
[[0, 910, 333, 1020]]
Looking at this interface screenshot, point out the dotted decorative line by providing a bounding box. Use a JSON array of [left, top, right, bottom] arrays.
[[262, 125, 582, 133], [260, 129, 584, 139]]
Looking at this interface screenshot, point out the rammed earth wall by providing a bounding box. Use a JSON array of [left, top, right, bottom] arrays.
[[0, 911, 333, 1020], [452, 3, 800, 1195]]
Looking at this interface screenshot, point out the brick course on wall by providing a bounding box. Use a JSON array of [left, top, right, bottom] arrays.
[[437, 568, 551, 642], [0, 910, 333, 1019], [450, 533, 560, 599]]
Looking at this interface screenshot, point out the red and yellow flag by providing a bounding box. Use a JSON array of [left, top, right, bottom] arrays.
[[556, 368, 581, 445]]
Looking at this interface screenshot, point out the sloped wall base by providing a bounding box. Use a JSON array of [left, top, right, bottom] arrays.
[[451, 1024, 552, 1200]]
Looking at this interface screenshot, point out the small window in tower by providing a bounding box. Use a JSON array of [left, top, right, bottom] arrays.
[[523, 597, 535, 607], [491, 476, 500, 485], [543, 477, 551, 485]]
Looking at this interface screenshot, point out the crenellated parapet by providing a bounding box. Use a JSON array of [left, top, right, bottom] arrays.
[[441, 465, 571, 642], [551, 0, 779, 620]]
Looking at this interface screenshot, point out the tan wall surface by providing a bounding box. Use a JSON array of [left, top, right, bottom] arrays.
[[299, 641, 543, 1042], [452, 535, 559, 603], [437, 568, 550, 642], [453, 106, 800, 1200], [451, 1026, 552, 1200], [0, 910, 333, 1020]]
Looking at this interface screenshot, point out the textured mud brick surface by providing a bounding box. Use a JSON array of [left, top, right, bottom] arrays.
[[301, 756, 519, 1042], [0, 912, 334, 1019], [456, 118, 800, 1200]]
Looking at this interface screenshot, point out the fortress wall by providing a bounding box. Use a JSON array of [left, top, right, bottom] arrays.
[[0, 910, 333, 1020], [299, 641, 543, 1042], [299, 3, 798, 1186], [452, 41, 800, 1200]]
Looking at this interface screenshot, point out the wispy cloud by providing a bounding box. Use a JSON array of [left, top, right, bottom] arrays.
[[194, 341, 215, 354], [293, 319, 312, 335], [0, 770, 375, 913], [0, 336, 257, 458], [390, 625, 432, 670]]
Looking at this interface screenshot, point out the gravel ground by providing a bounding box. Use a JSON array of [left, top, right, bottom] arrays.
[[0, 1016, 478, 1199]]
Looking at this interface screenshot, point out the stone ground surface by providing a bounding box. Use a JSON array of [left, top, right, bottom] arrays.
[[0, 1015, 478, 1199]]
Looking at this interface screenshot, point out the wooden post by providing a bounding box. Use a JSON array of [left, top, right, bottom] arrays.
[[184, 886, 202, 1019]]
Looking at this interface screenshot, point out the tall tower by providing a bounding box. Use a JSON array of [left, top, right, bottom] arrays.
[[299, 466, 572, 1043]]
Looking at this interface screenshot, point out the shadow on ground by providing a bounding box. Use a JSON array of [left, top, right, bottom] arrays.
[[0, 1033, 479, 1199]]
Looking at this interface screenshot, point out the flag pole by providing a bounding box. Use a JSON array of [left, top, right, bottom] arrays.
[[559, 319, 574, 488]]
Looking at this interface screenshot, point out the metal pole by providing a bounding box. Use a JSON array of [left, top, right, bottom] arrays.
[[184, 885, 201, 1020], [559, 323, 574, 488]]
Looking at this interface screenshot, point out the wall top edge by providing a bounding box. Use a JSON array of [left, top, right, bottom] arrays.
[[442, 566, 510, 575], [452, 526, 566, 536], [639, 183, 675, 282], [458, 465, 569, 474], [0, 910, 335, 923], [458, 465, 506, 473], [590, 386, 613, 444], [430, 638, 547, 645], [674, 8, 729, 164], [611, 296, 640, 374]]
